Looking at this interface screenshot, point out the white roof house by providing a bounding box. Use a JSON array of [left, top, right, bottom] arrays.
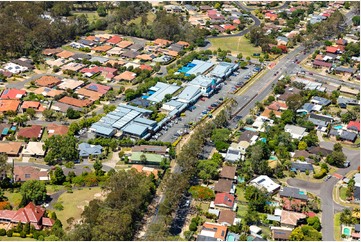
[[284, 124, 308, 140], [22, 142, 46, 157], [3, 63, 28, 74], [250, 175, 280, 194]]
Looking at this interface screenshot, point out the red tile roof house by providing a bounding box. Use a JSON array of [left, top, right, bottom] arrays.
[[47, 124, 69, 137], [268, 101, 288, 111], [218, 210, 236, 227], [14, 166, 50, 182], [326, 46, 340, 54], [312, 60, 332, 69], [0, 202, 54, 230], [222, 24, 237, 31], [0, 89, 26, 99], [84, 83, 112, 95], [347, 120, 360, 133], [213, 193, 236, 211], [106, 35, 122, 45], [58, 96, 93, 108], [21, 101, 46, 113], [80, 66, 117, 79], [17, 125, 43, 140]]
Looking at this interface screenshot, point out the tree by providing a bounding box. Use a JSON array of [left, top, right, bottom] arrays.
[[290, 225, 322, 241], [197, 160, 219, 184], [66, 108, 81, 119], [352, 16, 360, 26], [20, 180, 47, 205], [286, 94, 303, 111], [0, 154, 9, 177], [281, 110, 295, 124], [307, 216, 321, 231], [326, 151, 346, 167], [97, 5, 107, 17], [298, 141, 308, 150], [240, 61, 248, 69], [44, 135, 78, 165], [43, 109, 56, 121], [189, 186, 215, 201], [339, 208, 353, 225], [26, 108, 36, 119], [93, 159, 105, 176], [244, 186, 268, 212], [333, 143, 343, 152], [51, 166, 66, 185]]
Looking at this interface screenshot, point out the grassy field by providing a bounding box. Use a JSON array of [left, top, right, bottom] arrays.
[[0, 236, 35, 241], [235, 185, 248, 203], [54, 187, 102, 229], [4, 192, 22, 208], [72, 11, 102, 22], [128, 12, 156, 25], [334, 212, 342, 241], [209, 36, 262, 57]]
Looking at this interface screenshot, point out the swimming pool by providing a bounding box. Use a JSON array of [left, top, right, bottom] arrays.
[[343, 227, 351, 236], [260, 137, 267, 143], [333, 125, 343, 130], [244, 127, 258, 132], [227, 234, 235, 241], [269, 156, 277, 161]]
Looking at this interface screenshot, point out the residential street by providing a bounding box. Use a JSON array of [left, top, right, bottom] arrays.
[[287, 141, 360, 241]]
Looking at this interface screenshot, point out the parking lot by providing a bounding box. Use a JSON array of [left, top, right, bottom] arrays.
[[153, 65, 255, 143]]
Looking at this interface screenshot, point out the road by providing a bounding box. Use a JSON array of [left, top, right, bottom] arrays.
[[287, 141, 360, 241]]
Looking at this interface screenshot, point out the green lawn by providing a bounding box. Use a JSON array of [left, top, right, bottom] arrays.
[[128, 12, 156, 25], [53, 187, 102, 229], [235, 185, 248, 203], [209, 36, 262, 57], [334, 212, 342, 241], [4, 192, 22, 208], [0, 236, 35, 241], [236, 203, 248, 218], [340, 187, 348, 201], [46, 185, 65, 195]]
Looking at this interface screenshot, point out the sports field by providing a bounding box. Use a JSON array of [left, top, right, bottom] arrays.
[[209, 36, 262, 57]]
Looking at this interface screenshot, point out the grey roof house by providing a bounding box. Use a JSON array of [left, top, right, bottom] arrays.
[[291, 162, 314, 172], [279, 187, 308, 201], [78, 143, 103, 157], [337, 97, 359, 108], [310, 96, 331, 106]]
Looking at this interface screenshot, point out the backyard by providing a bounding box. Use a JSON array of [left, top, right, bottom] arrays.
[[52, 187, 103, 229], [4, 192, 22, 208], [209, 36, 262, 57], [0, 236, 35, 241]]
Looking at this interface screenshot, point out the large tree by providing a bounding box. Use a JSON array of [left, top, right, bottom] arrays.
[[44, 135, 78, 165], [20, 180, 47, 205]]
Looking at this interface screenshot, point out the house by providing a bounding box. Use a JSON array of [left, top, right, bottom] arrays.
[[32, 87, 64, 98], [22, 142, 46, 157], [129, 152, 163, 166], [146, 82, 180, 104], [340, 86, 360, 96], [292, 150, 311, 159], [154, 39, 172, 47], [337, 97, 359, 108], [84, 83, 111, 95], [307, 146, 332, 157], [117, 40, 133, 49], [61, 62, 86, 72], [219, 166, 236, 181], [225, 145, 241, 163], [0, 202, 54, 230], [249, 225, 262, 237], [277, 87, 301, 102], [76, 88, 103, 101], [58, 96, 93, 108], [17, 125, 43, 140], [276, 36, 289, 46], [284, 125, 308, 140], [260, 108, 281, 120], [131, 145, 167, 155], [213, 192, 236, 210], [131, 165, 159, 179], [92, 45, 113, 53], [271, 227, 293, 240], [280, 210, 306, 228], [250, 175, 280, 194], [21, 101, 46, 113], [57, 79, 84, 91], [347, 120, 360, 133], [176, 41, 190, 48], [199, 222, 228, 241], [291, 161, 314, 172], [312, 60, 332, 69], [0, 142, 23, 156], [3, 63, 28, 74], [214, 179, 235, 194], [268, 101, 288, 111], [78, 143, 103, 157], [47, 124, 69, 137], [279, 187, 308, 211], [297, 103, 321, 114], [334, 66, 357, 75], [106, 35, 122, 45], [11, 58, 34, 70], [56, 50, 75, 59], [310, 96, 331, 106], [265, 12, 278, 21], [352, 224, 360, 240], [0, 89, 26, 99], [336, 38, 348, 46], [309, 113, 334, 124], [218, 210, 236, 226], [114, 71, 137, 82], [0, 99, 21, 113], [42, 48, 62, 56], [14, 166, 49, 182], [339, 130, 358, 142]]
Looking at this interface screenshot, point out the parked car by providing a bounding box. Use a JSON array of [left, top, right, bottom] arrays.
[[219, 97, 224, 101], [200, 97, 206, 101]]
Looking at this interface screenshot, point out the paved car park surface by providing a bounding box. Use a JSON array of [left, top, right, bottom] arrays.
[[154, 66, 254, 143]]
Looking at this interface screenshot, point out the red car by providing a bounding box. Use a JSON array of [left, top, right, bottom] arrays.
[[200, 97, 206, 101]]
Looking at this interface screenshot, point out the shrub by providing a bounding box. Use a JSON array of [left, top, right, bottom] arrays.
[[6, 230, 13, 237], [53, 202, 64, 211], [0, 228, 6, 236], [189, 222, 197, 231], [313, 169, 327, 179], [20, 231, 26, 238]]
